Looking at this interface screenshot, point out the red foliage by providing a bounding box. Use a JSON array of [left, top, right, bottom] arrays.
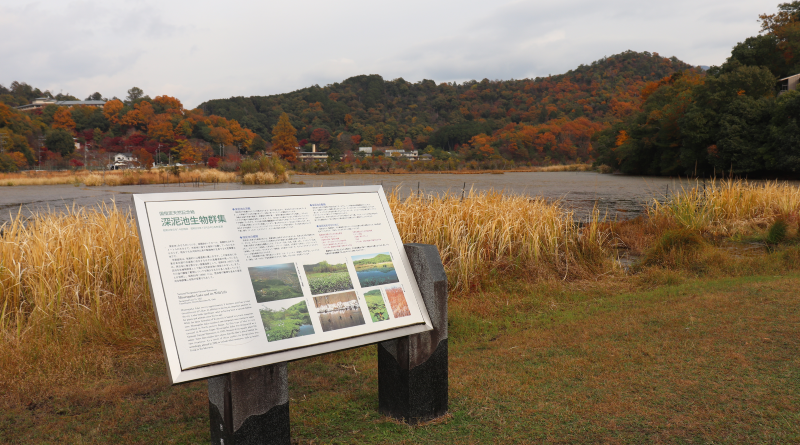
[[208, 156, 221, 168]]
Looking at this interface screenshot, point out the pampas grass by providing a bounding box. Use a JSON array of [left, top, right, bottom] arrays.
[[649, 179, 800, 235]]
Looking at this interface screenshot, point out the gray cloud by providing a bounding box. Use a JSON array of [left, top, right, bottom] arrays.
[[0, 0, 779, 108]]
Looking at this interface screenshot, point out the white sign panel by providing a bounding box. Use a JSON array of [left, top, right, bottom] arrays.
[[133, 186, 432, 383]]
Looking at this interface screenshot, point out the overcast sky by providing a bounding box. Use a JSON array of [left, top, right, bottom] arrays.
[[0, 0, 778, 108]]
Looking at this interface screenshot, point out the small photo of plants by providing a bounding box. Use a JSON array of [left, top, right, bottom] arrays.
[[302, 259, 353, 295], [364, 289, 389, 322]]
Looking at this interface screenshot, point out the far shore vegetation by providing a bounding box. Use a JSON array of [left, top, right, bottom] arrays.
[[3, 180, 800, 441]]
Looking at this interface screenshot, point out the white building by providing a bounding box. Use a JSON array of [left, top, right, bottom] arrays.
[[15, 97, 107, 112], [778, 73, 800, 95]]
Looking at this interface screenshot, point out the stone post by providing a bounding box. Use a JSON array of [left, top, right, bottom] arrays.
[[378, 243, 448, 424], [208, 362, 290, 445]]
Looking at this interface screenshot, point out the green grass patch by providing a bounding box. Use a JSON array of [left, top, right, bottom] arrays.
[[3, 274, 800, 443]]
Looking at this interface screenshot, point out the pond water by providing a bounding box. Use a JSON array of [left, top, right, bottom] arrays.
[[293, 171, 696, 220], [297, 324, 315, 336], [355, 268, 399, 287], [0, 172, 744, 224]]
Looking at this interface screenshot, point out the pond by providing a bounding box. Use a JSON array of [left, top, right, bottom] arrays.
[[355, 267, 399, 287], [292, 171, 696, 220], [297, 324, 315, 337], [0, 172, 728, 224]]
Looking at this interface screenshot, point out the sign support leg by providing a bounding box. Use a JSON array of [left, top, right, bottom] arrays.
[[378, 243, 449, 424], [208, 362, 290, 445]]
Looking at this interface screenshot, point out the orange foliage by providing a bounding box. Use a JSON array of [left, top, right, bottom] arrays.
[[147, 114, 175, 142], [615, 130, 629, 147], [52, 107, 75, 130], [103, 99, 124, 125], [153, 95, 184, 114], [7, 152, 27, 168]]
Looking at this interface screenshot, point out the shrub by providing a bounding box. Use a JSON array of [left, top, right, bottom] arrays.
[[641, 228, 704, 268], [766, 218, 788, 244]]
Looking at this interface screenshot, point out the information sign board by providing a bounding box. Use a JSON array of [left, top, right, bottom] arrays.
[[133, 186, 432, 383]]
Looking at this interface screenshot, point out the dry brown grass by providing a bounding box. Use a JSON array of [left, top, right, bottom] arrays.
[[649, 179, 800, 235], [0, 168, 280, 186], [3, 179, 798, 408], [0, 204, 158, 404], [389, 189, 610, 293]]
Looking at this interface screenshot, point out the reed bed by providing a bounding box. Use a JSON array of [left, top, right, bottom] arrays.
[[0, 168, 280, 186], [649, 179, 800, 234], [0, 205, 157, 398], [242, 171, 283, 185], [389, 189, 609, 293]]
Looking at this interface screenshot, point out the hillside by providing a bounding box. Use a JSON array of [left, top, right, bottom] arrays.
[[593, 2, 800, 177], [0, 86, 263, 171], [201, 51, 697, 162]]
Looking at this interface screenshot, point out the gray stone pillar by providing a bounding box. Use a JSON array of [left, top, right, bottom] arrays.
[[378, 243, 448, 424], [208, 362, 290, 445]]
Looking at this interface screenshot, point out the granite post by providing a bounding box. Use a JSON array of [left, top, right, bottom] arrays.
[[208, 362, 290, 445], [378, 243, 448, 424]]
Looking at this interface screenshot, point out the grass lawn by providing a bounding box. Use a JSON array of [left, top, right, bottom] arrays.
[[3, 273, 799, 444]]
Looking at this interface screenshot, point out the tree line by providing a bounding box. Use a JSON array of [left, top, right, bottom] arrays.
[[594, 2, 800, 177], [0, 85, 266, 171], [201, 51, 695, 165]]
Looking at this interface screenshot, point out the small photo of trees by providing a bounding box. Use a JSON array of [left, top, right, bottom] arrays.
[[259, 301, 315, 342]]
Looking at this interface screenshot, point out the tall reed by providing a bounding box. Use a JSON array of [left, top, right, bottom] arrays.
[[649, 179, 800, 234], [388, 189, 609, 292]]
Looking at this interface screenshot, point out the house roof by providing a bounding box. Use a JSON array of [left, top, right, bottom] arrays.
[[778, 73, 800, 81]]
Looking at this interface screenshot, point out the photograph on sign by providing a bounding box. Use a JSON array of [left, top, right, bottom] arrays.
[[133, 186, 431, 382]]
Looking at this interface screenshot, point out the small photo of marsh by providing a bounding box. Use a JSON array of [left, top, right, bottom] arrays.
[[248, 263, 303, 303], [313, 291, 366, 332], [364, 289, 389, 322], [351, 252, 398, 288], [302, 259, 354, 295], [259, 300, 315, 342]]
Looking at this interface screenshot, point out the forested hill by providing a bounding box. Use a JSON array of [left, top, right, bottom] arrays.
[[201, 51, 696, 161]]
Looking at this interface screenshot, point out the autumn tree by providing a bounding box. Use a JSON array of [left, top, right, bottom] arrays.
[[103, 99, 124, 125], [133, 147, 154, 170], [271, 113, 298, 162], [52, 107, 75, 130]]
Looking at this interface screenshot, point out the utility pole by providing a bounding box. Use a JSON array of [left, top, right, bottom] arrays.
[[38, 135, 45, 171]]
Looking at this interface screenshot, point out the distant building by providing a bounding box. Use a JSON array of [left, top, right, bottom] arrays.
[[419, 153, 433, 161], [15, 97, 107, 112], [358, 147, 373, 154], [108, 152, 135, 169], [384, 149, 419, 160], [778, 73, 800, 94], [298, 143, 329, 161]]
